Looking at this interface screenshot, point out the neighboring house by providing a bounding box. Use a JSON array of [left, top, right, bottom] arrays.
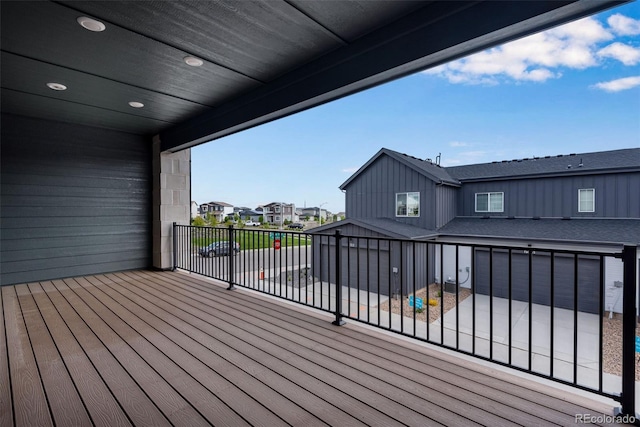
[[234, 206, 251, 214], [238, 209, 262, 222], [200, 201, 234, 222], [301, 207, 327, 220], [191, 201, 199, 219], [263, 202, 297, 225], [313, 147, 640, 314]]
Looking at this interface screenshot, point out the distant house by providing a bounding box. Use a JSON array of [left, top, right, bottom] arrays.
[[263, 202, 297, 225], [313, 147, 640, 314], [191, 201, 199, 219], [301, 207, 327, 220], [199, 201, 234, 222], [238, 209, 262, 222], [234, 206, 251, 214]]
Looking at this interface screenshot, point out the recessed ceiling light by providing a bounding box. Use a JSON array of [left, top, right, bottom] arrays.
[[77, 16, 106, 32], [184, 56, 204, 67], [128, 101, 144, 108], [47, 83, 67, 91]]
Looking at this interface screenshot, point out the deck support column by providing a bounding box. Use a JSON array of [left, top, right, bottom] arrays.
[[152, 136, 191, 270], [616, 245, 638, 422], [333, 230, 345, 326]]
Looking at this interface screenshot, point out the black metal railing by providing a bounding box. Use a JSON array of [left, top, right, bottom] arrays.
[[173, 223, 637, 418]]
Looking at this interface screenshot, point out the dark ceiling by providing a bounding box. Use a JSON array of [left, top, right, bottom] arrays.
[[1, 1, 626, 152]]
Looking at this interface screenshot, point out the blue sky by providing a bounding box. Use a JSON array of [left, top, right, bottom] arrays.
[[192, 3, 639, 214]]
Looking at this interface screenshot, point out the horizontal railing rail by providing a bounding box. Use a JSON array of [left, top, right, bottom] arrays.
[[174, 223, 637, 418]]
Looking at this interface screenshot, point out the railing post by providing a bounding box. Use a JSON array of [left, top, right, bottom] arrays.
[[227, 224, 235, 290], [172, 222, 177, 271], [616, 244, 637, 420], [333, 230, 345, 326]]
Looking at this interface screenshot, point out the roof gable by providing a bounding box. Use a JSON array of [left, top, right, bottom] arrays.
[[310, 217, 437, 239], [340, 148, 459, 190]]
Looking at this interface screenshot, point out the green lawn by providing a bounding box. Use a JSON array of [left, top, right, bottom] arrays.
[[190, 228, 310, 250]]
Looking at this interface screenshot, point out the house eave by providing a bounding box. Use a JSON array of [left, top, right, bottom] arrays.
[[455, 166, 640, 183], [433, 233, 636, 252]]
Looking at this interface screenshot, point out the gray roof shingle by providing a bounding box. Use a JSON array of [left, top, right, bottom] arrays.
[[445, 148, 640, 181]]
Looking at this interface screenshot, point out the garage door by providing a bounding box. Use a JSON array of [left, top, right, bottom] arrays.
[[474, 249, 600, 314]]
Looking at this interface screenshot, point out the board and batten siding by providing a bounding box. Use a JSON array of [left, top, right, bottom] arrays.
[[435, 184, 458, 228], [344, 155, 437, 229], [457, 173, 640, 218], [1, 114, 151, 286]]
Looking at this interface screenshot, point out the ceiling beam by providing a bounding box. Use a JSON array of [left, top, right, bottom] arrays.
[[160, 0, 626, 152]]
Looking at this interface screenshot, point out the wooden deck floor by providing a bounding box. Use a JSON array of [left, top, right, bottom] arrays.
[[0, 270, 622, 426]]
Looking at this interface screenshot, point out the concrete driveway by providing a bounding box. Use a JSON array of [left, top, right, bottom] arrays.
[[434, 295, 626, 397]]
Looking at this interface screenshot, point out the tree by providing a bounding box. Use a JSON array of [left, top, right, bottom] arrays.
[[206, 213, 218, 227], [192, 216, 206, 226]]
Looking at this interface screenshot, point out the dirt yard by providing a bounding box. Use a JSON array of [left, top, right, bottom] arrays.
[[378, 283, 471, 324], [602, 314, 640, 380]]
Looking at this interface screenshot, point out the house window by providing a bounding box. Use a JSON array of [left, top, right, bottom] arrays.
[[275, 216, 280, 222], [475, 192, 504, 212], [578, 188, 595, 212], [396, 192, 420, 217]]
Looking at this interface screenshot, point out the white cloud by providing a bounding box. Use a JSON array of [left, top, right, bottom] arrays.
[[442, 150, 488, 166], [449, 141, 470, 147], [342, 167, 359, 173], [598, 42, 640, 65], [608, 14, 640, 36], [592, 76, 640, 92], [423, 16, 629, 85]]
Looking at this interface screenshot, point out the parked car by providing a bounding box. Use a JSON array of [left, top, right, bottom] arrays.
[[288, 223, 304, 230], [245, 220, 260, 226], [198, 241, 241, 257]]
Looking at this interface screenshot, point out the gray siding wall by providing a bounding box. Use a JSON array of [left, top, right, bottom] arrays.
[[1, 114, 151, 286], [457, 173, 640, 218], [313, 232, 433, 296], [344, 155, 437, 229], [435, 184, 458, 228]]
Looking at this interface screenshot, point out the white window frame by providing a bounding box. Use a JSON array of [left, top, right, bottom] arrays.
[[578, 188, 595, 213], [395, 192, 420, 217], [475, 192, 504, 213]]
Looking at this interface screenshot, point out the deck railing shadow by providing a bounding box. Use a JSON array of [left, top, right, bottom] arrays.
[[174, 223, 637, 419]]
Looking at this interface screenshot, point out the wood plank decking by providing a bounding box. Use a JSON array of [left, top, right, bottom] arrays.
[[0, 270, 621, 426]]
